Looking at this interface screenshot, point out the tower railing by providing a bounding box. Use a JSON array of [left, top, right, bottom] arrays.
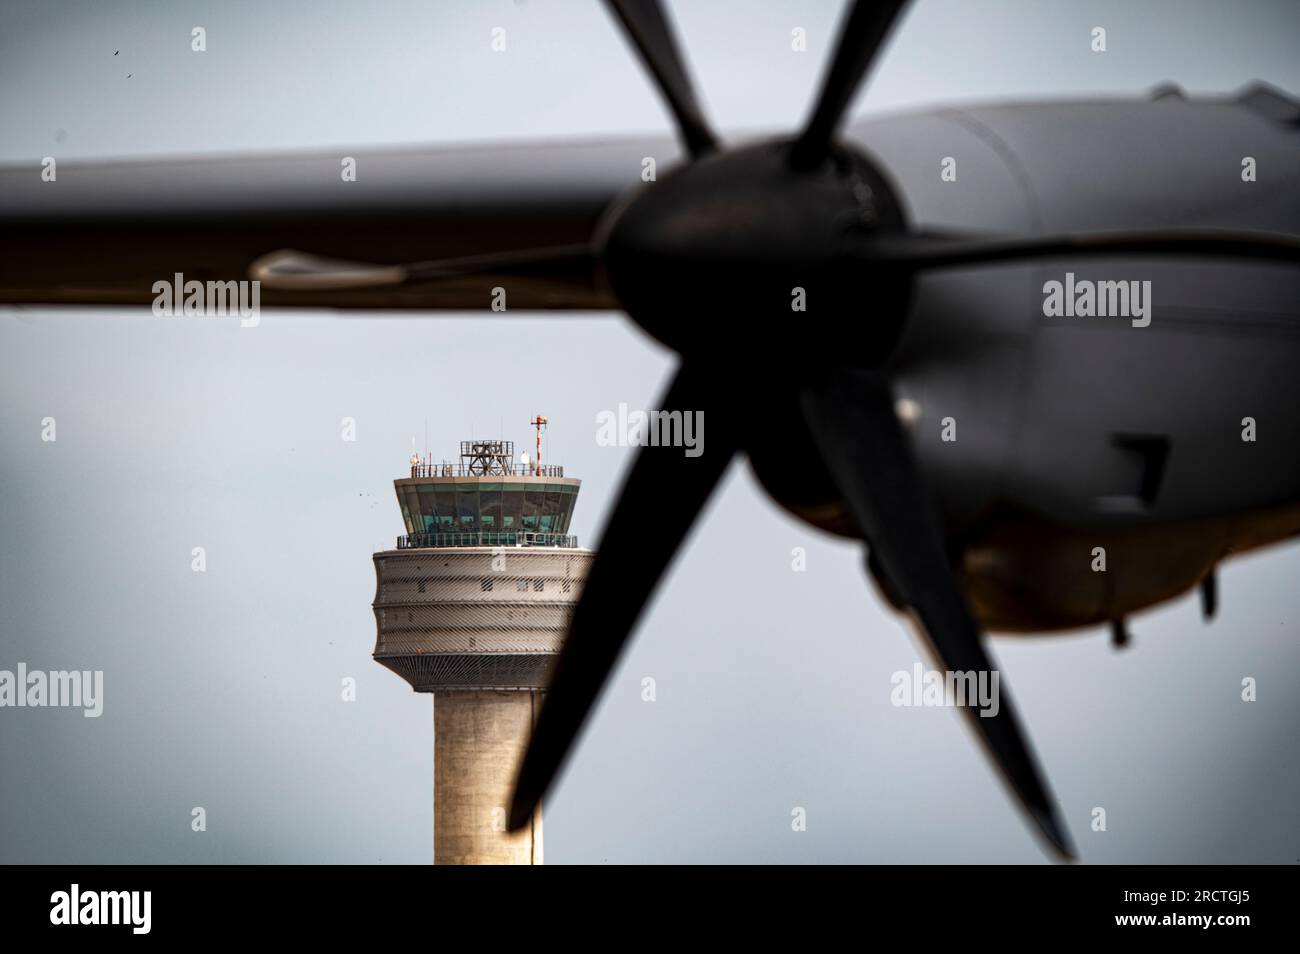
[[395, 530, 579, 549], [408, 463, 566, 478]]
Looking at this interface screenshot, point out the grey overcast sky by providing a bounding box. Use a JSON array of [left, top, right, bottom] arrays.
[[1, 1, 1298, 863]]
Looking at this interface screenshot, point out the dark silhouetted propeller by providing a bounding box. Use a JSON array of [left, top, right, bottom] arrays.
[[603, 0, 718, 158], [250, 244, 595, 291], [865, 228, 1300, 270], [496, 0, 1300, 858], [789, 0, 910, 170], [509, 362, 740, 832], [800, 370, 1075, 858], [501, 0, 1071, 854]]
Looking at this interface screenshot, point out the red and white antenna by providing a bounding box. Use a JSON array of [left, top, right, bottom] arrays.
[[529, 415, 548, 476]]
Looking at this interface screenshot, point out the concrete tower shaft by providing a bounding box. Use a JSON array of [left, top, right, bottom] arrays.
[[433, 690, 543, 864]]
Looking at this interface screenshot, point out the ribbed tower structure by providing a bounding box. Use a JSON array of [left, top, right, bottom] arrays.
[[372, 437, 591, 865]]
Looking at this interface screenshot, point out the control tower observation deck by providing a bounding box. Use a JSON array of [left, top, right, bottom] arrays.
[[371, 436, 592, 864]]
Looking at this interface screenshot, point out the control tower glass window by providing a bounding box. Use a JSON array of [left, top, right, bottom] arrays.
[[395, 478, 580, 538], [479, 484, 503, 527]]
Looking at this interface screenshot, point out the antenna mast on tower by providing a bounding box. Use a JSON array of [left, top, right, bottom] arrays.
[[529, 415, 548, 476]]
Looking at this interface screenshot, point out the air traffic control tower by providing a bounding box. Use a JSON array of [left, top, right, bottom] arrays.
[[372, 429, 591, 864]]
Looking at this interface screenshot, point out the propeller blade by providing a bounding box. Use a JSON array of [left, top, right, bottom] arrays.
[[508, 363, 738, 830], [864, 228, 1300, 271], [0, 135, 679, 310], [604, 0, 718, 158], [249, 244, 593, 292], [800, 369, 1075, 859], [789, 0, 910, 170]]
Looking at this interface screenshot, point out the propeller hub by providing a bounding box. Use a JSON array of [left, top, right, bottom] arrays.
[[598, 140, 910, 367]]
